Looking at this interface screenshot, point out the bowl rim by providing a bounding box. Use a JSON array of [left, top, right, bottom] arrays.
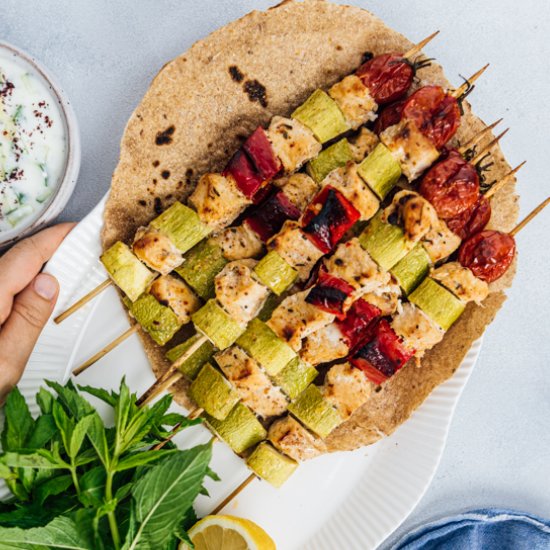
[[0, 40, 81, 248]]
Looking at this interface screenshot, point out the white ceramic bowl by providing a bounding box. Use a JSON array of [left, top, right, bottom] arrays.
[[0, 41, 81, 249]]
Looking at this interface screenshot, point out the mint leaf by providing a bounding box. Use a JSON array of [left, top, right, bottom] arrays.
[[1, 451, 67, 470], [1, 387, 34, 451], [46, 380, 94, 421], [79, 466, 106, 508], [115, 450, 175, 472], [124, 444, 212, 550], [69, 415, 94, 459], [36, 387, 54, 415], [26, 414, 57, 450], [78, 386, 117, 408], [0, 515, 92, 549], [86, 413, 110, 468], [34, 474, 74, 506]]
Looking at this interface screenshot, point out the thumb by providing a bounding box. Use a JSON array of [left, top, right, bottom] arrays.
[[0, 273, 59, 397]]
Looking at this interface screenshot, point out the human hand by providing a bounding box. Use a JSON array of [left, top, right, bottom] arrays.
[[0, 223, 75, 402]]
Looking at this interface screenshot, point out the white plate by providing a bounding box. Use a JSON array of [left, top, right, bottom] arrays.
[[9, 197, 481, 550]]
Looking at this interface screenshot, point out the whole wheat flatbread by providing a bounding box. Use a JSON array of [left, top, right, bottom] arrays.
[[102, 0, 518, 453]]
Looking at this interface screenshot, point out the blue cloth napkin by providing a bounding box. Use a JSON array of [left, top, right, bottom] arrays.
[[393, 509, 550, 549]]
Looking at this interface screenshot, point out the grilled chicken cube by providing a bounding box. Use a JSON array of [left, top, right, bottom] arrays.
[[214, 259, 269, 325], [329, 75, 377, 129], [380, 119, 440, 181], [321, 162, 379, 221], [348, 127, 380, 162], [382, 190, 439, 243], [322, 362, 374, 419], [421, 218, 462, 264], [301, 323, 349, 365], [361, 284, 402, 316], [133, 226, 183, 274], [267, 116, 322, 173], [215, 346, 288, 418], [189, 172, 252, 232], [213, 224, 264, 261], [323, 238, 390, 297], [391, 302, 445, 355], [268, 415, 327, 462], [149, 274, 200, 324], [274, 173, 319, 211], [431, 261, 489, 304], [267, 220, 324, 281], [267, 290, 335, 351]]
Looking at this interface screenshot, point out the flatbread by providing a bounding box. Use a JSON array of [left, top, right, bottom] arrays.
[[102, 0, 518, 452]]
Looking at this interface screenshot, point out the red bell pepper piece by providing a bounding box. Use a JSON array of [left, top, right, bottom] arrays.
[[302, 186, 360, 253], [336, 299, 381, 350], [350, 319, 414, 385], [223, 149, 265, 199], [243, 127, 281, 180], [245, 189, 301, 242], [305, 271, 355, 319]]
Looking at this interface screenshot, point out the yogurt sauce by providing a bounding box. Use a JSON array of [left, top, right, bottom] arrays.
[[0, 53, 67, 232]]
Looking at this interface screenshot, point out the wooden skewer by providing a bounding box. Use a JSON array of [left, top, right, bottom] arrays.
[[469, 128, 510, 165], [136, 334, 208, 406], [403, 30, 440, 59], [211, 473, 256, 515], [458, 118, 503, 155], [450, 64, 490, 99], [54, 278, 113, 324], [485, 161, 526, 199], [510, 196, 550, 237], [73, 324, 139, 376]]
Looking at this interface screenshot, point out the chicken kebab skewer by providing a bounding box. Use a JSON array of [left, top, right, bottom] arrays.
[[207, 195, 549, 508], [55, 33, 439, 325], [74, 128, 381, 374], [135, 68, 489, 408], [299, 128, 516, 368]]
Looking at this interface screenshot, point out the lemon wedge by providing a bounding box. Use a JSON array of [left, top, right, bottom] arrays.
[[185, 514, 276, 550]]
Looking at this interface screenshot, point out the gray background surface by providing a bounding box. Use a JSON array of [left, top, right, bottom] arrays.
[[2, 1, 550, 547]]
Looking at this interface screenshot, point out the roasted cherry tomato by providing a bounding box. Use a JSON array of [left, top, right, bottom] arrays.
[[336, 298, 381, 350], [402, 85, 461, 149], [245, 189, 301, 242], [419, 149, 480, 218], [446, 195, 491, 240], [305, 272, 355, 319], [302, 186, 360, 253], [350, 319, 414, 385], [458, 229, 516, 282], [374, 99, 406, 135], [356, 53, 414, 105]]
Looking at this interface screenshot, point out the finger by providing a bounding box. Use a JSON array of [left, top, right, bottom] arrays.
[[0, 223, 74, 324], [0, 273, 59, 399]]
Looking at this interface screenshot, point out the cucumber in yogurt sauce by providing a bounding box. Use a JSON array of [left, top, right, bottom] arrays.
[[0, 53, 67, 232]]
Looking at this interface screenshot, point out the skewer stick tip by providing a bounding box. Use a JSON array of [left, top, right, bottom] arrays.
[[470, 127, 510, 165], [211, 473, 256, 515], [510, 196, 550, 237], [54, 278, 113, 324], [484, 161, 526, 199], [451, 63, 490, 99], [404, 30, 440, 59]]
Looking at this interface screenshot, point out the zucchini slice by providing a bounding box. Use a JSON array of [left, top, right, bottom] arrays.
[[391, 245, 431, 296], [292, 89, 349, 144], [357, 142, 402, 199], [274, 357, 318, 400], [288, 385, 342, 439], [306, 138, 353, 183], [236, 319, 296, 376], [165, 334, 215, 380], [246, 442, 298, 488], [253, 250, 298, 295], [191, 300, 244, 350], [205, 403, 267, 454], [190, 363, 240, 420], [101, 242, 155, 301]]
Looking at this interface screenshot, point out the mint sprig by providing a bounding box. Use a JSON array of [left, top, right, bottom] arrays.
[[0, 379, 215, 549]]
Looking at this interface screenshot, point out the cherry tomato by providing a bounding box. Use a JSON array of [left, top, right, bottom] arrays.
[[356, 53, 414, 105], [419, 149, 480, 218], [374, 99, 406, 135], [402, 86, 461, 149], [446, 195, 491, 240], [458, 229, 516, 282]]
